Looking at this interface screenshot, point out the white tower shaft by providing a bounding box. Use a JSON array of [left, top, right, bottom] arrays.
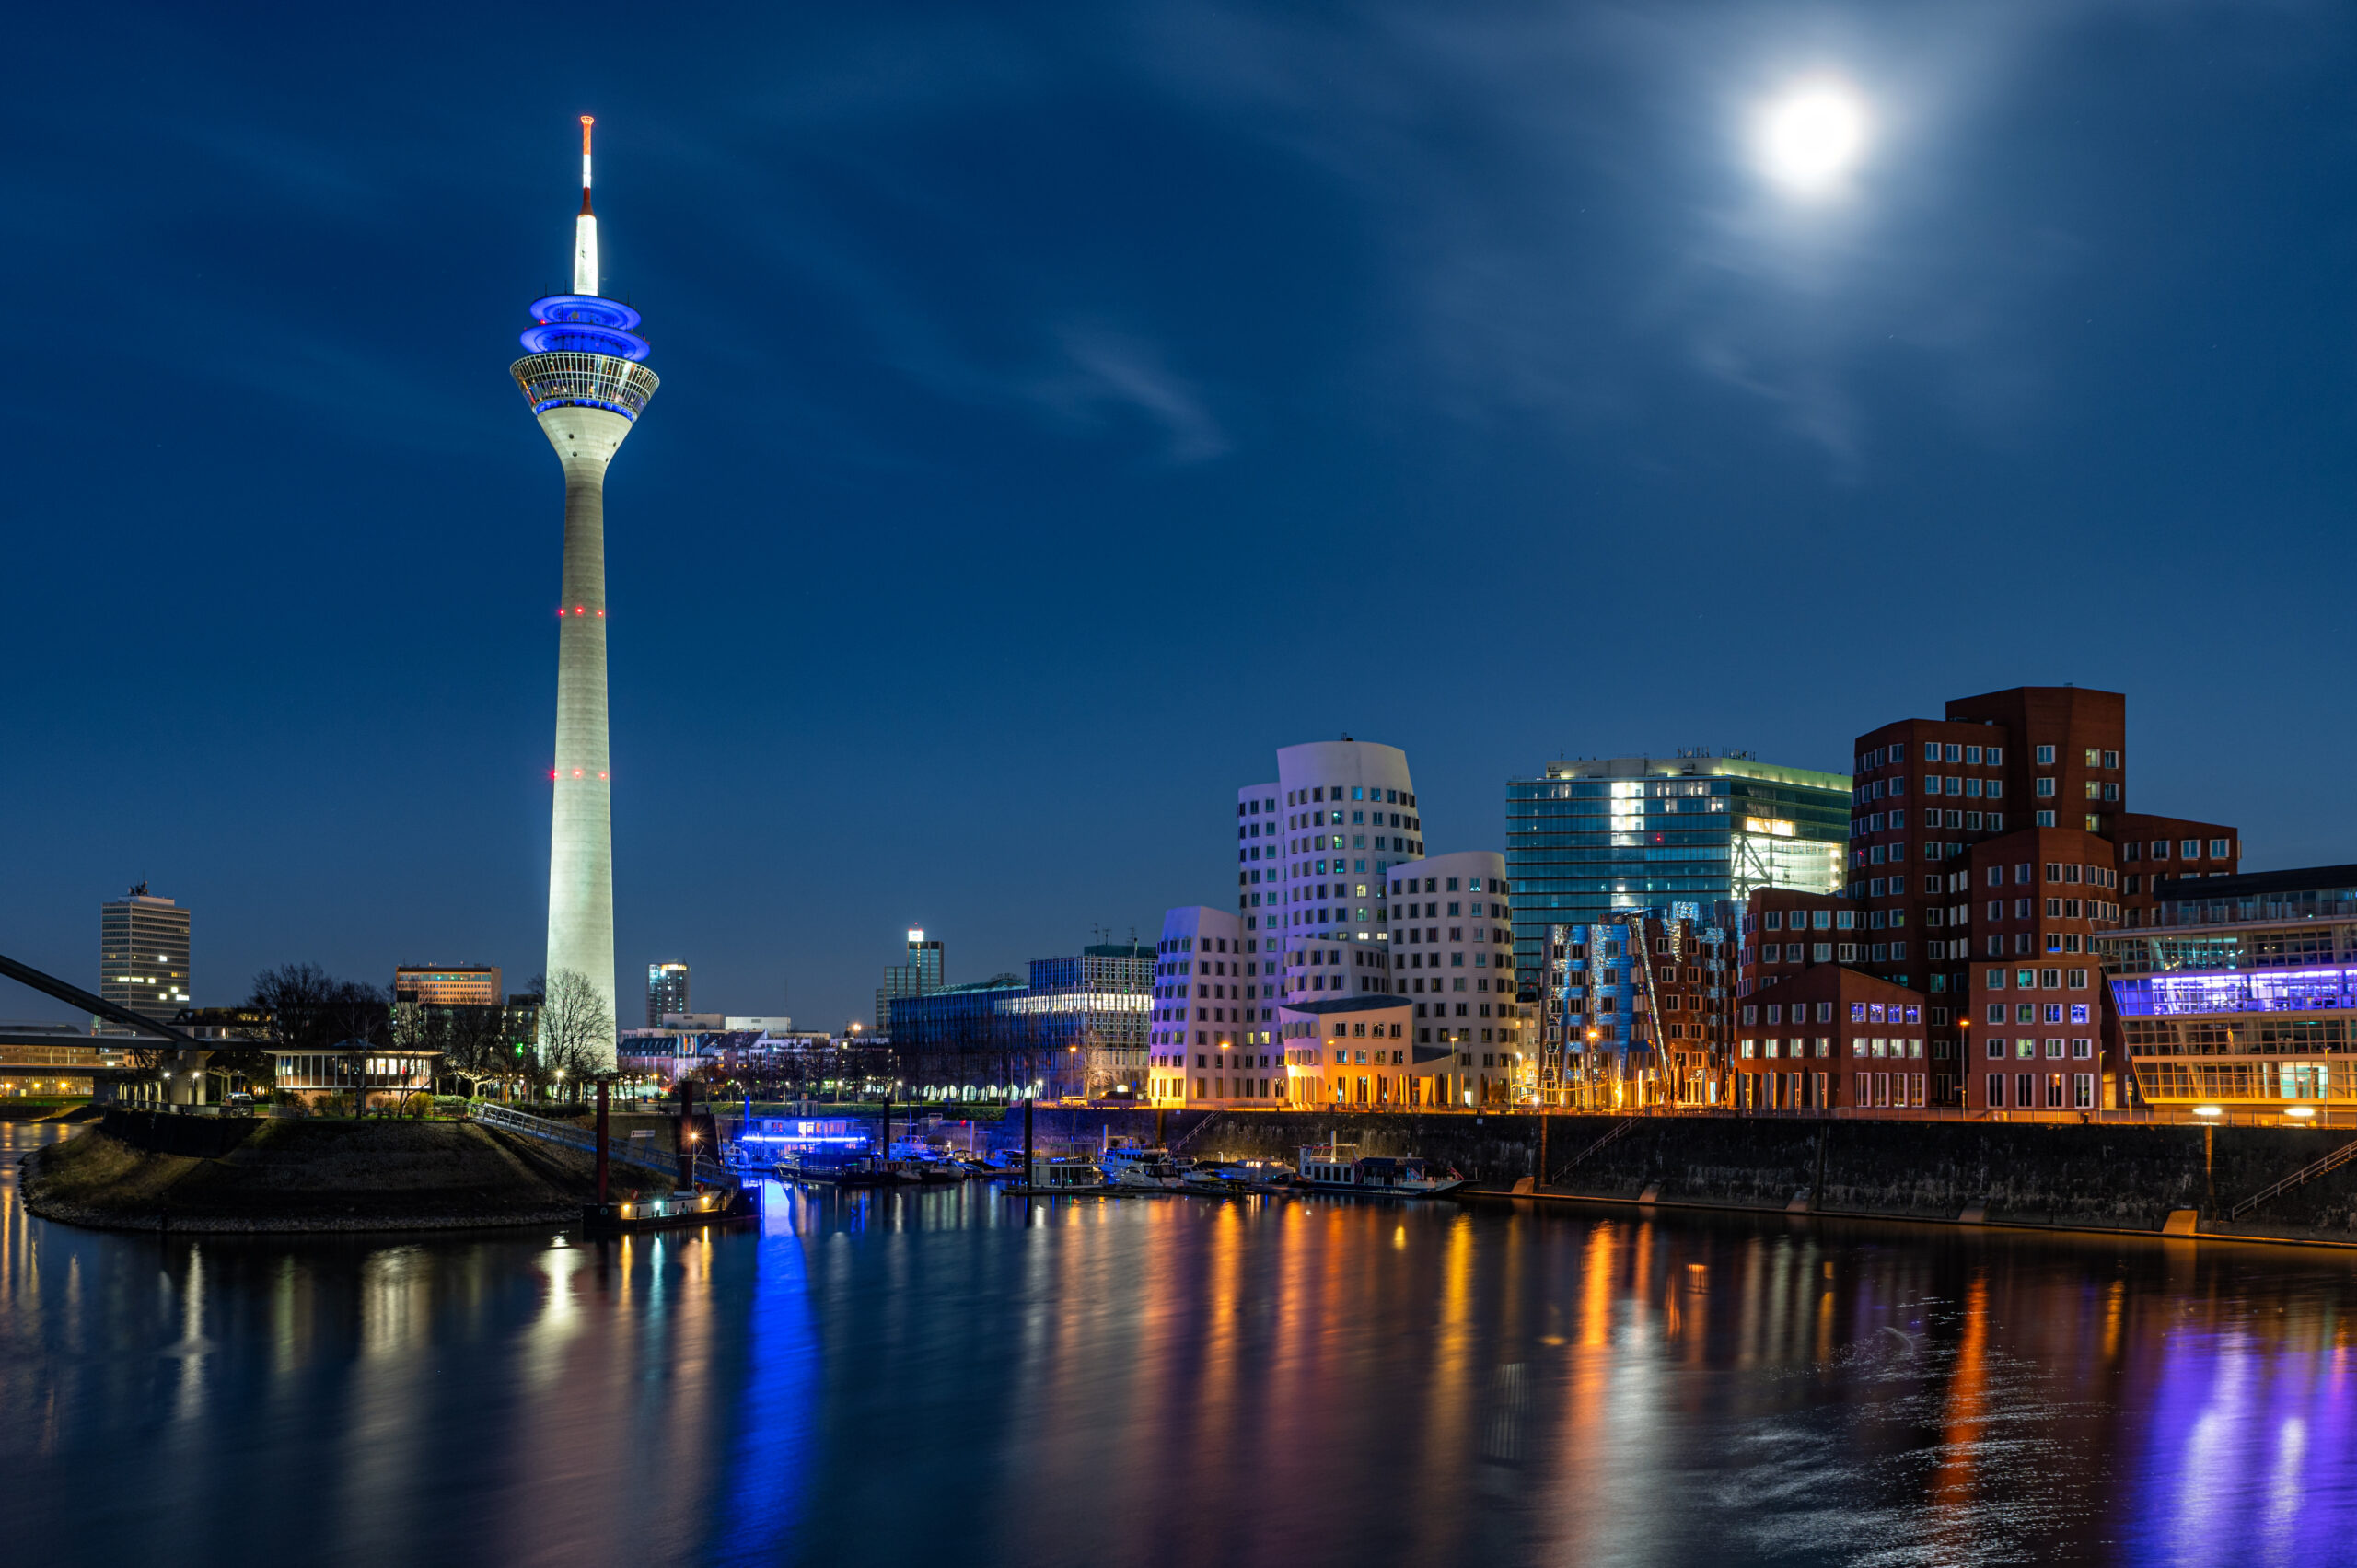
[[540, 403, 633, 1057]]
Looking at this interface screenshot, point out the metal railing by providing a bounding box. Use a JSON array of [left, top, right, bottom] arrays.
[[473, 1102, 737, 1189], [1550, 1115, 1640, 1181], [2227, 1137, 2357, 1220]]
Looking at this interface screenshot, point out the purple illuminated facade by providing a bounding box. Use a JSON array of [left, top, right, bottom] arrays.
[[2097, 864, 2357, 1114]]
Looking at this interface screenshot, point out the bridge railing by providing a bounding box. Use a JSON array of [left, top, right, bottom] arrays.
[[472, 1102, 738, 1190]]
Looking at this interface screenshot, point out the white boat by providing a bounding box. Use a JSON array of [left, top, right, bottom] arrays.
[[1295, 1143, 1464, 1198], [1109, 1159, 1187, 1190], [1097, 1136, 1178, 1175]]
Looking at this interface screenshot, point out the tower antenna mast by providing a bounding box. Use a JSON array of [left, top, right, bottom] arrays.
[[574, 115, 598, 295]]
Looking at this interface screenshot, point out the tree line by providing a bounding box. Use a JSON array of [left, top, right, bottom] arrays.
[[221, 963, 615, 1102]]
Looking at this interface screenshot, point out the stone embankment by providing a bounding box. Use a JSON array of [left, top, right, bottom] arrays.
[[17, 1112, 669, 1234], [1018, 1106, 2357, 1246]]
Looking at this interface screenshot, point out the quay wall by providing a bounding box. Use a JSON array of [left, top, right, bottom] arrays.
[[1005, 1108, 2357, 1240]]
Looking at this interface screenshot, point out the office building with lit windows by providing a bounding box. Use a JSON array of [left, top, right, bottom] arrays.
[[1505, 753, 1850, 986], [1847, 686, 2236, 1110], [392, 965, 504, 1007], [99, 884, 191, 1026], [646, 961, 690, 1028]]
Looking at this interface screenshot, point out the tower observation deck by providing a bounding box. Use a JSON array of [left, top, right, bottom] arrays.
[[511, 117, 657, 1063]]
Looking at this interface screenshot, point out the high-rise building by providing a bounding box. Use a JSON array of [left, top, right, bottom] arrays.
[[647, 962, 690, 1027], [392, 966, 504, 1007], [876, 928, 945, 1035], [1846, 686, 2235, 1109], [514, 115, 659, 1063], [99, 883, 190, 1025], [1505, 753, 1851, 982]]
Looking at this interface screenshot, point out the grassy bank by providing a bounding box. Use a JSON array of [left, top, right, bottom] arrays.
[[18, 1118, 674, 1234], [0, 1098, 92, 1122]]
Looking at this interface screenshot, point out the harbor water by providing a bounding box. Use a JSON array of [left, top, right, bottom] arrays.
[[5, 1121, 2354, 1566]]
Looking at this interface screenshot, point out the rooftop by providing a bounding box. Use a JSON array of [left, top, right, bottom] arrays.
[[1528, 754, 1851, 791]]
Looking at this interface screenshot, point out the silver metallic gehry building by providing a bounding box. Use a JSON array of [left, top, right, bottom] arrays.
[[511, 117, 659, 1059]]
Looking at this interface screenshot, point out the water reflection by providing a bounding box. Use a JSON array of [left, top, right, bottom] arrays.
[[7, 1122, 2357, 1565]]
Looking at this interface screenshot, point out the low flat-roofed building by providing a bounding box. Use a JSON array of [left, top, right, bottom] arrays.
[[895, 943, 1152, 1102], [1278, 993, 1452, 1109], [2098, 864, 2357, 1119], [273, 1042, 439, 1107]]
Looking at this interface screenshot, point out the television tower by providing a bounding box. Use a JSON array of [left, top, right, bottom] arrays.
[[511, 116, 658, 1061]]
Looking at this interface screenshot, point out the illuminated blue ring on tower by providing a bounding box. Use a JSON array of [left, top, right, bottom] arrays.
[[519, 320, 650, 358], [530, 295, 643, 330]]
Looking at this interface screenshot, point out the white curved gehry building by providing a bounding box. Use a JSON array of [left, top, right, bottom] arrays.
[[1152, 738, 1523, 1109], [1377, 850, 1527, 1105]]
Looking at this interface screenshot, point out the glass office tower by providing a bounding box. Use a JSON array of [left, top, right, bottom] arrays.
[[1506, 753, 1851, 982]]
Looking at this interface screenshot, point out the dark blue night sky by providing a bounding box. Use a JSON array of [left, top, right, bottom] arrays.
[[4, 1, 2351, 1028]]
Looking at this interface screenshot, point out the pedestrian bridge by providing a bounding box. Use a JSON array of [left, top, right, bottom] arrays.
[[473, 1101, 740, 1189]]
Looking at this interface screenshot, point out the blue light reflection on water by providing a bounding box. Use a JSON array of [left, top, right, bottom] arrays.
[[10, 1123, 2357, 1565]]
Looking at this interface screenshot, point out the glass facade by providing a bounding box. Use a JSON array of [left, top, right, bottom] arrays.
[[1506, 756, 1850, 984], [2097, 866, 2357, 1111], [890, 943, 1153, 1100], [874, 929, 946, 1034]]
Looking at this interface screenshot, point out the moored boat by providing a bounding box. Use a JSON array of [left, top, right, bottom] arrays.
[[1026, 1156, 1108, 1191], [1295, 1143, 1463, 1197], [1110, 1159, 1188, 1190]]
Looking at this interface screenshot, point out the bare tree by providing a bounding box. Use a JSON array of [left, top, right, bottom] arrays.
[[535, 968, 611, 1099], [249, 965, 387, 1113], [438, 1004, 515, 1098]]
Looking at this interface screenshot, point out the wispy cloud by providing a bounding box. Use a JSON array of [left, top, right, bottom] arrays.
[[1023, 324, 1229, 462]]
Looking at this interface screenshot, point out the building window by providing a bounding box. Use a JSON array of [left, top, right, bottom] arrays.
[[2209, 838, 2230, 859], [2036, 745, 2056, 765], [2036, 811, 2056, 828]]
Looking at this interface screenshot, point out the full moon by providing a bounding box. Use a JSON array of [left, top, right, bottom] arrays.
[[1758, 84, 1868, 196]]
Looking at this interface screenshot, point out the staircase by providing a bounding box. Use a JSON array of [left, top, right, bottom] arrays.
[[1549, 1115, 1640, 1184], [2227, 1136, 2357, 1221], [1169, 1111, 1223, 1154]]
